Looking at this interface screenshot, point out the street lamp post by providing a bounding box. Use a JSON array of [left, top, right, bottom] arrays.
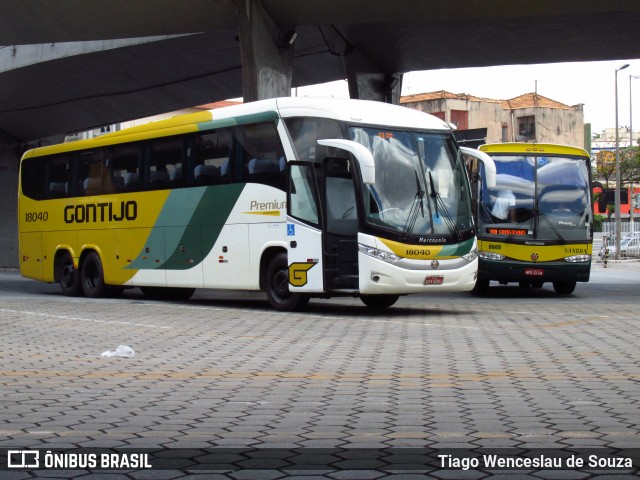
[[630, 74, 640, 233], [615, 63, 630, 259]]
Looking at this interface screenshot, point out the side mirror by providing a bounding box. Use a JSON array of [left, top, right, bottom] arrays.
[[317, 139, 375, 184], [460, 146, 496, 189]]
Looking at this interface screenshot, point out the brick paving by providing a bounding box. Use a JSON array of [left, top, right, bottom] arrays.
[[0, 260, 639, 478]]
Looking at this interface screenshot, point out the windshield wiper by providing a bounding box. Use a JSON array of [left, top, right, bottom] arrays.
[[429, 172, 462, 241], [404, 171, 426, 234], [533, 208, 566, 242]]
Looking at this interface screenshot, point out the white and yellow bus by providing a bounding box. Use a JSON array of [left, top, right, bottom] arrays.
[[467, 143, 592, 294], [18, 97, 495, 310]]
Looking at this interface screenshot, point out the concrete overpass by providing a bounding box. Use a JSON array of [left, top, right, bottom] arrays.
[[1, 0, 640, 266]]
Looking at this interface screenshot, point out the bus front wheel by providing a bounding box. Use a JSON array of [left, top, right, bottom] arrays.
[[472, 279, 490, 294], [57, 251, 81, 296], [553, 280, 576, 295], [360, 294, 399, 309], [265, 253, 309, 311], [81, 252, 107, 298]]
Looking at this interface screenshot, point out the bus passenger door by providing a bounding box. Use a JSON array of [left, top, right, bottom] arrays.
[[286, 162, 324, 292], [322, 158, 359, 290]]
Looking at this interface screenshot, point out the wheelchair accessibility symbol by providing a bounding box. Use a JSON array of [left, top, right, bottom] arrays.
[[287, 224, 295, 236]]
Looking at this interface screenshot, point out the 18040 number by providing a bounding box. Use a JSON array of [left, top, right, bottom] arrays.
[[25, 211, 49, 222]]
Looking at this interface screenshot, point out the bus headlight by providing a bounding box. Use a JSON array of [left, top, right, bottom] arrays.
[[358, 244, 400, 264], [564, 254, 590, 263], [462, 248, 478, 262], [478, 251, 505, 261]]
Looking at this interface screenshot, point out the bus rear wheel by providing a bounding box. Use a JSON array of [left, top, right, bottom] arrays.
[[81, 252, 108, 298], [265, 253, 309, 311], [553, 280, 576, 295], [360, 294, 399, 309], [57, 251, 81, 296]]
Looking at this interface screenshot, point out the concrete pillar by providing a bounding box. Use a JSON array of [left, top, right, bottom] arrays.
[[234, 0, 294, 102], [0, 135, 21, 268], [345, 49, 403, 104], [347, 72, 404, 104]]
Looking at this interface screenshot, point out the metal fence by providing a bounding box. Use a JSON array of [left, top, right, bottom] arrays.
[[602, 221, 640, 237], [601, 221, 640, 258]]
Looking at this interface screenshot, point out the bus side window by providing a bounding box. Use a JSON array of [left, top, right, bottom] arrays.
[[235, 122, 285, 189], [284, 117, 345, 163], [46, 154, 72, 199], [111, 143, 142, 192], [193, 130, 232, 186], [78, 149, 106, 196], [148, 136, 183, 190]]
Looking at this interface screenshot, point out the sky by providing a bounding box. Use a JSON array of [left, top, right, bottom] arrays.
[[293, 58, 640, 135]]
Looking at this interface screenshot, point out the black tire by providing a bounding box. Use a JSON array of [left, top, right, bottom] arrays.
[[57, 251, 82, 296], [553, 280, 576, 295], [472, 279, 490, 294], [265, 253, 309, 311], [80, 252, 108, 298], [360, 294, 399, 309]]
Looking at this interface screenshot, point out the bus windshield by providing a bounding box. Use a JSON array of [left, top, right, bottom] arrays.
[[479, 155, 591, 241], [351, 127, 472, 239]]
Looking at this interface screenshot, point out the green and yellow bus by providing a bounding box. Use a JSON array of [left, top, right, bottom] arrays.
[[18, 97, 495, 310], [466, 143, 592, 294]]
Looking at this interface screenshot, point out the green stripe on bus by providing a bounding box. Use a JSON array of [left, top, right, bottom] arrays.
[[197, 111, 279, 131], [128, 184, 245, 270], [162, 183, 245, 269], [438, 237, 474, 257]]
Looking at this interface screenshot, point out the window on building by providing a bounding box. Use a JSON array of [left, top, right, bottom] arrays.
[[430, 111, 445, 122], [518, 116, 536, 140], [502, 123, 509, 143], [450, 110, 468, 130]]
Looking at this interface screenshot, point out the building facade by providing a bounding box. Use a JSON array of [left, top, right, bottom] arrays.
[[401, 91, 585, 148]]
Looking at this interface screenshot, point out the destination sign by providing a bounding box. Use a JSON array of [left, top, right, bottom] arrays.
[[487, 228, 529, 236]]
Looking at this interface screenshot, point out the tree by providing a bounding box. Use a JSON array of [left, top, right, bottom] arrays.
[[595, 150, 616, 188], [619, 146, 640, 187], [594, 147, 640, 189]]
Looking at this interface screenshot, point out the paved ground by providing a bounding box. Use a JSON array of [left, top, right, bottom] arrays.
[[0, 259, 639, 479]]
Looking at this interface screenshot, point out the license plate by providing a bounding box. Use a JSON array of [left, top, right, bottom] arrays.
[[424, 275, 444, 285], [524, 268, 544, 276]]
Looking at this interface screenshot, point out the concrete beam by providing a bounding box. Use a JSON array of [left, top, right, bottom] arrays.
[[0, 36, 190, 73], [235, 0, 294, 102]]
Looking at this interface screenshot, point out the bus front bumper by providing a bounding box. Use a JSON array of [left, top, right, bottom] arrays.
[[477, 258, 591, 284], [358, 253, 478, 294]]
